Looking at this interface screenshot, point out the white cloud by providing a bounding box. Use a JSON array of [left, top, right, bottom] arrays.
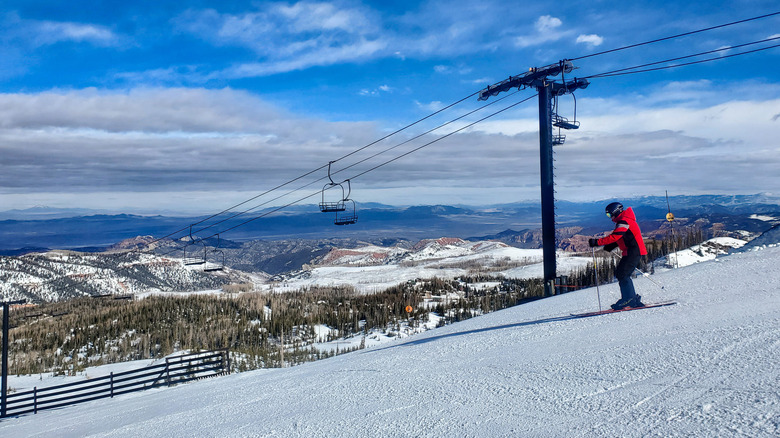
[[414, 100, 445, 111], [514, 15, 569, 48], [535, 15, 562, 33], [576, 34, 603, 47], [2, 13, 120, 48], [434, 64, 473, 75], [359, 85, 392, 96], [38, 22, 116, 44], [275, 1, 372, 32], [174, 3, 385, 76], [172, 3, 568, 79]]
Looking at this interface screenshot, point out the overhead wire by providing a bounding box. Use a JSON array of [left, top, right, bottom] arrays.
[[584, 38, 780, 78], [186, 89, 523, 239], [569, 11, 780, 61], [145, 90, 481, 248], [152, 91, 525, 258], [188, 93, 539, 243]]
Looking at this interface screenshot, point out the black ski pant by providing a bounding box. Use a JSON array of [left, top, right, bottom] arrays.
[[615, 254, 641, 301]]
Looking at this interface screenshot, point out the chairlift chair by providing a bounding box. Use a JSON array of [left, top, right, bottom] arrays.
[[183, 225, 206, 266], [204, 234, 226, 272], [333, 179, 358, 225], [204, 249, 225, 272], [319, 184, 346, 212], [183, 246, 206, 265], [551, 93, 580, 130], [319, 161, 347, 212], [334, 198, 358, 225]]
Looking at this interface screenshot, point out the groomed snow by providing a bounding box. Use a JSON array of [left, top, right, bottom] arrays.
[[2, 246, 778, 437]]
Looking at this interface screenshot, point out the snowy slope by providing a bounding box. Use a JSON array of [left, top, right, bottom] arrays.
[[1, 245, 778, 437], [270, 238, 592, 294], [659, 236, 747, 269], [0, 250, 260, 302]]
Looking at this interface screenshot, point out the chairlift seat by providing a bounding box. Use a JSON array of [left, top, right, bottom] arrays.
[[552, 114, 580, 130], [319, 201, 346, 212], [334, 214, 358, 225], [553, 120, 580, 130], [184, 258, 206, 266]]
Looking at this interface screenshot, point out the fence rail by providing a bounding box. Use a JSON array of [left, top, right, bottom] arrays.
[[2, 349, 230, 418]]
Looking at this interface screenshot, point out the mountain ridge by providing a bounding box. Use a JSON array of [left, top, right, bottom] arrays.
[[2, 194, 778, 253]]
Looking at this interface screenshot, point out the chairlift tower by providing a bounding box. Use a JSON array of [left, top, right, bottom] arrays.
[[479, 61, 589, 296]]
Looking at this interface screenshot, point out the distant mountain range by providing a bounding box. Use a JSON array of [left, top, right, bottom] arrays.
[[1, 194, 779, 254]]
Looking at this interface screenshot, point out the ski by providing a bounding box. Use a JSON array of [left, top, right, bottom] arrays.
[[571, 301, 677, 318]]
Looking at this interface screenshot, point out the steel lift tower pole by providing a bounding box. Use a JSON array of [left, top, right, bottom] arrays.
[[479, 61, 588, 296], [537, 82, 557, 296]]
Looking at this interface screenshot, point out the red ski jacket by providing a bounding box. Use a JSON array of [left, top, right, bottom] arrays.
[[597, 207, 647, 257]]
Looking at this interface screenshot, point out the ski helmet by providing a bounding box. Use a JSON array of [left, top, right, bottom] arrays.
[[605, 202, 624, 218]]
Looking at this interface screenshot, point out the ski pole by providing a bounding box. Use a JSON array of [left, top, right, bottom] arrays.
[[634, 267, 665, 290], [591, 247, 602, 311]]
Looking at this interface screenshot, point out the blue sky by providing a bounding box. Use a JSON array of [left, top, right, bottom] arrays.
[[1, 0, 779, 216]]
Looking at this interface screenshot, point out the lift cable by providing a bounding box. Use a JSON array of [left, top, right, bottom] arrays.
[[338, 94, 537, 190], [583, 39, 780, 78], [187, 94, 539, 243], [570, 11, 780, 61], [144, 90, 481, 248], [185, 89, 521, 239]]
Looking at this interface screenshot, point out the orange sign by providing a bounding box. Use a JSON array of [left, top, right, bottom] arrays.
[[405, 305, 413, 313]]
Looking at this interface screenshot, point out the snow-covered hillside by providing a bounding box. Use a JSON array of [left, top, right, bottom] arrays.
[[0, 250, 261, 302], [2, 244, 777, 437], [658, 236, 747, 269], [270, 237, 593, 293]]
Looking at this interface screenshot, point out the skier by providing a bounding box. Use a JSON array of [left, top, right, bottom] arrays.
[[589, 202, 647, 310]]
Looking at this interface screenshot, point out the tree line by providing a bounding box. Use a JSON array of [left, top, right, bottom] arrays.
[[5, 276, 545, 379]]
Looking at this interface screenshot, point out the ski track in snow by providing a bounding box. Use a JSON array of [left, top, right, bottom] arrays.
[[1, 246, 778, 437]]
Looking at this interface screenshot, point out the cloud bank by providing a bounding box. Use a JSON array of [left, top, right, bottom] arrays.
[[2, 84, 779, 212]]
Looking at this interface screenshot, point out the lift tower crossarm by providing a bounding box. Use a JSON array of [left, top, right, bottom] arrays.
[[478, 61, 574, 101]]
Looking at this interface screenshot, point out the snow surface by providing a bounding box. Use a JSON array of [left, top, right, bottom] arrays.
[[661, 237, 747, 269], [268, 244, 591, 294], [8, 352, 192, 392], [2, 245, 778, 437]]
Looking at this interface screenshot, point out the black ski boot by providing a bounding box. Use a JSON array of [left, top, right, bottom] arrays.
[[611, 297, 633, 310], [629, 295, 645, 308]]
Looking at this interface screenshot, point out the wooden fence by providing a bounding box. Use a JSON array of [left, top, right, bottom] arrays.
[[1, 349, 230, 418]]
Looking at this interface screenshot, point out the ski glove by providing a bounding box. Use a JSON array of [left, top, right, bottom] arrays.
[[588, 238, 598, 247]]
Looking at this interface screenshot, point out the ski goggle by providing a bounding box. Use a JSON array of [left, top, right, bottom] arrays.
[[606, 212, 614, 218]]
